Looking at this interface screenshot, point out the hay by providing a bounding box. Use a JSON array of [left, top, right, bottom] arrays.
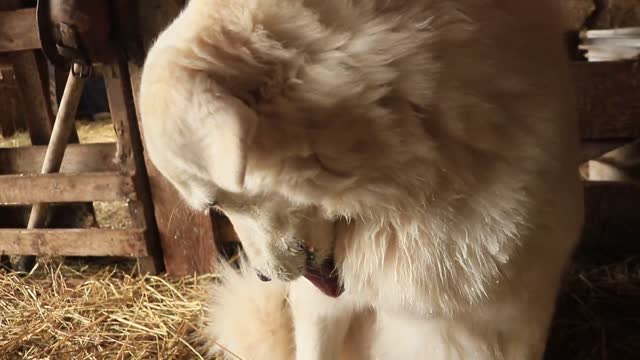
[[1, 257, 638, 360], [93, 202, 132, 229], [546, 257, 640, 360], [0, 259, 218, 359], [0, 118, 116, 148], [0, 131, 30, 148], [75, 119, 117, 144]]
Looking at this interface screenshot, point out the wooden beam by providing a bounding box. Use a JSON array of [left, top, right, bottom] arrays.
[[0, 172, 135, 204], [580, 139, 633, 163], [0, 228, 148, 256], [0, 142, 118, 175], [129, 0, 217, 276], [574, 61, 640, 140], [8, 53, 55, 144], [0, 65, 20, 137], [0, 8, 39, 53], [103, 58, 164, 274]]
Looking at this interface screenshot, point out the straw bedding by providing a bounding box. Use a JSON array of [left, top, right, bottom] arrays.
[[1, 257, 639, 359], [0, 259, 219, 359], [546, 257, 640, 360]]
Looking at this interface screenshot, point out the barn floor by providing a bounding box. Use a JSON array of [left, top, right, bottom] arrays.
[[0, 259, 216, 359], [1, 119, 639, 359], [1, 255, 638, 359]]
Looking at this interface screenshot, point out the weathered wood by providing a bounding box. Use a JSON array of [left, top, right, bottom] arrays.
[[0, 65, 16, 136], [104, 58, 164, 274], [580, 180, 640, 261], [561, 0, 595, 31], [129, 0, 217, 276], [0, 8, 39, 53], [25, 66, 87, 235], [580, 139, 633, 163], [0, 142, 118, 174], [0, 0, 55, 144], [0, 228, 148, 257], [8, 52, 56, 145], [213, 211, 240, 243], [574, 60, 640, 140], [0, 4, 94, 268], [0, 172, 135, 205]]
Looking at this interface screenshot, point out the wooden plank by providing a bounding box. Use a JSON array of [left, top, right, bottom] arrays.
[[0, 8, 39, 53], [8, 52, 56, 144], [0, 228, 148, 256], [579, 180, 640, 262], [580, 139, 633, 163], [0, 172, 135, 204], [213, 211, 240, 243], [129, 0, 217, 276], [574, 60, 640, 140], [103, 57, 164, 274], [0, 64, 25, 136], [0, 0, 56, 145], [0, 142, 118, 174], [0, 0, 96, 265], [0, 66, 17, 137]]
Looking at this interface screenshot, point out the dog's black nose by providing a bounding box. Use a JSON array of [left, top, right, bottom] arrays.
[[257, 272, 271, 282]]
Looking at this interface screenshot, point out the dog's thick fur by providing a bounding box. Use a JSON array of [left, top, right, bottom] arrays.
[[139, 1, 584, 359]]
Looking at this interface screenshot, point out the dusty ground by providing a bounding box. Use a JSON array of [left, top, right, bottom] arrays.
[[1, 119, 639, 359]]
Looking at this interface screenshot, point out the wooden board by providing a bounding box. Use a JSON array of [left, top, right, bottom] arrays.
[[0, 172, 135, 204], [129, 0, 217, 276], [580, 139, 633, 163], [103, 58, 164, 274], [0, 1, 94, 242], [0, 63, 25, 136], [0, 142, 118, 174], [0, 8, 39, 53], [8, 53, 56, 145], [0, 228, 148, 256], [574, 60, 640, 140]]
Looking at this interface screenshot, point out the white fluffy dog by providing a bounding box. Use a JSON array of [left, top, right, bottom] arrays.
[[139, 1, 584, 359]]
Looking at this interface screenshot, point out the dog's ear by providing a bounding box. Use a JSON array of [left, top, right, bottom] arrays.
[[199, 94, 258, 193]]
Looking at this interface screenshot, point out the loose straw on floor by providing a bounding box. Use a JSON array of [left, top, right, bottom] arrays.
[[0, 260, 218, 359]]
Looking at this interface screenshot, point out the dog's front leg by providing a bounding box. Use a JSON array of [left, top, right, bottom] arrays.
[[289, 279, 354, 360]]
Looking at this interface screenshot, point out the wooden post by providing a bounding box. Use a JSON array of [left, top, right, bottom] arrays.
[[0, 63, 23, 137], [128, 0, 219, 275], [103, 58, 164, 274], [13, 65, 86, 272], [0, 2, 97, 272], [573, 60, 640, 140]]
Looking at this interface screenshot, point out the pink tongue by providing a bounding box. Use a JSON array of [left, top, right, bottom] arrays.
[[303, 257, 344, 298]]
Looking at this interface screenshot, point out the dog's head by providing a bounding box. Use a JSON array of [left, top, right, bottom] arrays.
[[139, 50, 344, 295]]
